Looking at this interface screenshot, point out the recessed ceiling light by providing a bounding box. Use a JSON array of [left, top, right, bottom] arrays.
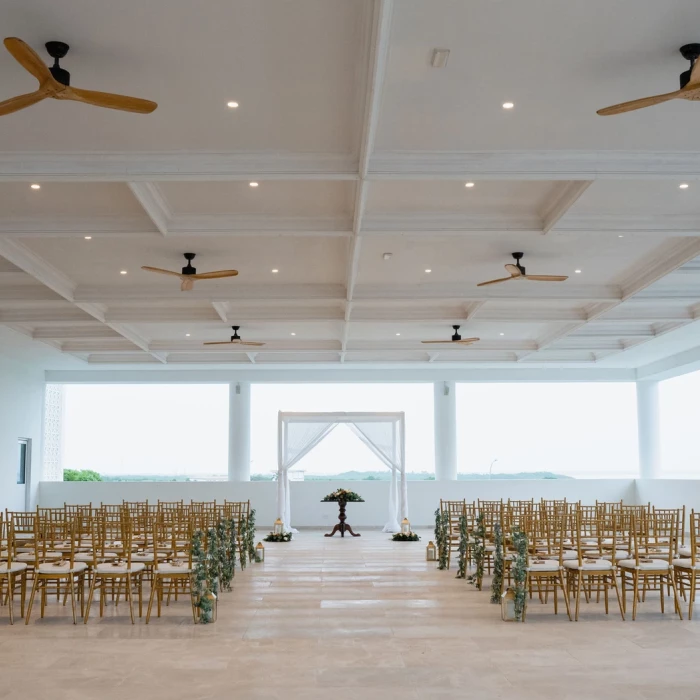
[[575, 269, 581, 274], [30, 183, 40, 190], [227, 101, 239, 109], [680, 183, 689, 189], [84, 236, 92, 240], [500, 332, 505, 336], [502, 102, 514, 109], [425, 269, 432, 273], [249, 182, 259, 188], [271, 268, 279, 273], [396, 333, 401, 336], [383, 252, 393, 260], [290, 332, 296, 336], [465, 182, 475, 188], [430, 48, 450, 69], [120, 270, 127, 275], [185, 333, 191, 337], [618, 235, 624, 238]]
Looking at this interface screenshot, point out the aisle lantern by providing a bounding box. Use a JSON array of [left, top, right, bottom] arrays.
[[255, 542, 265, 563], [401, 518, 411, 535], [202, 590, 218, 623], [501, 588, 516, 622], [273, 518, 284, 536], [426, 541, 437, 561]]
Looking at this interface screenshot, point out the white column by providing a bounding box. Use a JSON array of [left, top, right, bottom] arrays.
[[228, 381, 251, 481], [636, 380, 661, 479], [434, 380, 457, 481]]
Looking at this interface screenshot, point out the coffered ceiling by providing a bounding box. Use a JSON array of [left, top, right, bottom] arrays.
[[2, 0, 700, 369]]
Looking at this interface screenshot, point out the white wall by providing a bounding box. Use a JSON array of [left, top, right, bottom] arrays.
[[38, 478, 636, 528], [635, 479, 700, 511], [0, 354, 45, 512]]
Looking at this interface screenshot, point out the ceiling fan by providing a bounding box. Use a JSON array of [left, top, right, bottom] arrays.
[[203, 326, 265, 347], [477, 252, 568, 287], [597, 43, 700, 116], [0, 37, 157, 116], [421, 325, 479, 345], [142, 253, 238, 291]]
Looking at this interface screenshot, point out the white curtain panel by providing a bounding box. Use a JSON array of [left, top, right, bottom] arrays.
[[277, 412, 407, 533], [278, 421, 337, 532]]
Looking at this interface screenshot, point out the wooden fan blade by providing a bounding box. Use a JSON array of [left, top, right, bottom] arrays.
[[191, 270, 239, 280], [421, 340, 453, 344], [141, 266, 182, 277], [4, 38, 53, 84], [476, 276, 514, 287], [596, 91, 680, 116], [240, 341, 265, 347], [689, 59, 700, 87], [455, 338, 480, 344], [0, 90, 46, 116], [60, 86, 157, 114], [505, 264, 522, 277], [203, 340, 265, 346], [524, 275, 568, 282]]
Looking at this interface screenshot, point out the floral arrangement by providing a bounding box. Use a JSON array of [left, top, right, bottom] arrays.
[[246, 509, 257, 562], [391, 531, 420, 541], [264, 531, 293, 542], [321, 488, 364, 502], [490, 522, 504, 603]]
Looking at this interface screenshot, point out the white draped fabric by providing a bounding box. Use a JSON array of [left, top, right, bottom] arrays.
[[277, 412, 407, 533]]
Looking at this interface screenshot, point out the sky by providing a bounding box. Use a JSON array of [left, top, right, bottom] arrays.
[[60, 380, 658, 480]]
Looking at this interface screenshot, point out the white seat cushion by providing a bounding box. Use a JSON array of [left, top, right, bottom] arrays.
[[673, 558, 700, 570], [155, 562, 192, 574], [599, 550, 630, 561], [16, 551, 61, 562], [95, 562, 146, 575], [74, 552, 117, 562], [618, 559, 670, 571], [678, 546, 694, 558], [0, 561, 27, 574], [548, 550, 577, 561], [563, 559, 613, 571], [38, 561, 88, 575], [527, 560, 562, 572]]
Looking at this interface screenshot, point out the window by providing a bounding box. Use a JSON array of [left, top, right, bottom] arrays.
[[250, 383, 434, 480], [660, 369, 700, 478], [456, 383, 638, 479], [61, 384, 229, 481], [17, 438, 29, 485]]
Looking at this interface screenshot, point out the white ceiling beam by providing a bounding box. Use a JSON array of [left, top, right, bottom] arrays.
[[541, 181, 593, 234], [127, 183, 171, 236], [0, 152, 359, 182], [33, 326, 123, 340]]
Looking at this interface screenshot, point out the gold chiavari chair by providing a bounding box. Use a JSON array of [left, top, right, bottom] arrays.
[[25, 515, 86, 624], [84, 514, 145, 624], [674, 510, 700, 619], [440, 499, 466, 569], [525, 514, 572, 621], [147, 512, 196, 623], [0, 518, 28, 624], [563, 511, 625, 621], [618, 512, 683, 620], [224, 500, 250, 555]]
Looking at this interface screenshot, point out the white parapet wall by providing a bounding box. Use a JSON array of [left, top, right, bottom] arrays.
[[39, 479, 639, 528]]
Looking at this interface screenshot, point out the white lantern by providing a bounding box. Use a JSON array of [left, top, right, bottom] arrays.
[[401, 518, 411, 535], [273, 518, 284, 536], [426, 541, 437, 561], [255, 542, 265, 563], [501, 588, 516, 622]]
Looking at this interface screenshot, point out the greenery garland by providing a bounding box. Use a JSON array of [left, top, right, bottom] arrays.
[[239, 515, 248, 570], [207, 526, 219, 597], [467, 513, 486, 590], [219, 518, 235, 592], [191, 529, 213, 623], [321, 488, 364, 502], [264, 531, 293, 542], [490, 521, 504, 603], [246, 508, 257, 562], [435, 508, 449, 570], [392, 532, 420, 541], [512, 527, 528, 621], [455, 513, 468, 579]]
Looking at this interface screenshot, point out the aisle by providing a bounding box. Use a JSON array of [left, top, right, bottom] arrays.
[[2, 529, 700, 699]]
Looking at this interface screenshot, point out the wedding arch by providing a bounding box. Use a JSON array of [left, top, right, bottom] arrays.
[[277, 411, 407, 533]]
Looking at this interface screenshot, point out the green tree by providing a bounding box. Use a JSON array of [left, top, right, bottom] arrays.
[[63, 469, 102, 482]]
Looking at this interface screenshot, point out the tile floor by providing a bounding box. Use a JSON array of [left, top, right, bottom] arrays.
[[1, 528, 699, 699]]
